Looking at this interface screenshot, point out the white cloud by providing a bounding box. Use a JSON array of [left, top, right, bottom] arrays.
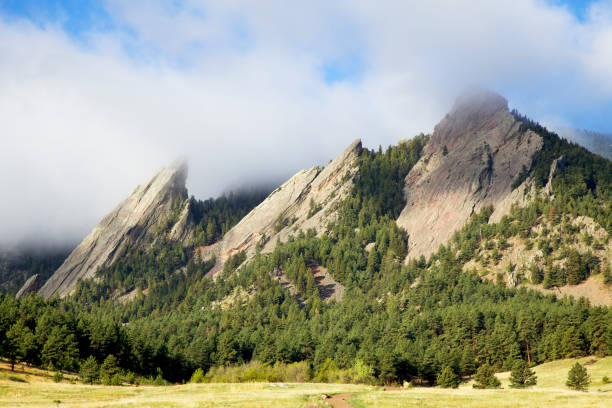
[[0, 0, 612, 247]]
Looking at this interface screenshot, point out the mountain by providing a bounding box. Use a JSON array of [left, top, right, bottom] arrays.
[[38, 160, 195, 298], [200, 139, 362, 276], [397, 90, 542, 260], [36, 90, 611, 303], [6, 89, 610, 386]]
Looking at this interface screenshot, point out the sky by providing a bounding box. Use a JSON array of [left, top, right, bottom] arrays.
[[1, 0, 612, 248]]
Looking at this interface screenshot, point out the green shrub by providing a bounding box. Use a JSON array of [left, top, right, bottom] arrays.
[[125, 371, 136, 385], [314, 358, 338, 383], [473, 364, 501, 389], [204, 361, 311, 383], [153, 374, 167, 386], [189, 368, 206, 383], [437, 366, 460, 388], [110, 373, 122, 386], [52, 371, 63, 383]]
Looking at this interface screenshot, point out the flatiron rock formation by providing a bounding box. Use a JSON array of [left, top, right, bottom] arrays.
[[397, 90, 543, 261], [201, 139, 362, 275], [15, 274, 39, 298], [39, 160, 195, 298]]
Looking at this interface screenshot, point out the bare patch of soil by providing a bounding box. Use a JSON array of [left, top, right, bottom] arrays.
[[522, 275, 611, 306], [309, 263, 345, 302], [325, 393, 354, 408]]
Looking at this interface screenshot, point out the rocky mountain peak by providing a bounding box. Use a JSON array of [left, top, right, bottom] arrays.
[[427, 89, 509, 155], [397, 90, 542, 260], [38, 159, 194, 298]]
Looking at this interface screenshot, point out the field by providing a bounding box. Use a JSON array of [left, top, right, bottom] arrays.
[[0, 357, 610, 407]]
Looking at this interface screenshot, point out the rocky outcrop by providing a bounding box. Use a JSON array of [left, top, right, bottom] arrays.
[[39, 160, 195, 298], [16, 274, 39, 298], [201, 139, 362, 276], [396, 90, 543, 260]]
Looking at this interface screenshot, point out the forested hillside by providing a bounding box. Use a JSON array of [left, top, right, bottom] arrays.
[[0, 247, 71, 295], [1, 121, 610, 386], [190, 190, 271, 247]]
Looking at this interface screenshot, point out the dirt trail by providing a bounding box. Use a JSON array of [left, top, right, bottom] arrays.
[[325, 393, 354, 408]]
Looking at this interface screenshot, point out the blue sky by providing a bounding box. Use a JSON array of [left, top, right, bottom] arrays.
[[1, 0, 612, 245], [0, 0, 113, 39], [551, 0, 600, 20]]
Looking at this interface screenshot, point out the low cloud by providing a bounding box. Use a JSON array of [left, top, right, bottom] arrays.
[[1, 0, 611, 247]]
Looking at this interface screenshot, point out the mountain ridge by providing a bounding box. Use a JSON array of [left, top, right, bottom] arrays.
[[31, 90, 612, 304], [3, 90, 610, 388]]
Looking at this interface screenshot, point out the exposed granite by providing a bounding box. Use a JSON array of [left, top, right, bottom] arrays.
[[15, 274, 38, 298], [201, 139, 362, 276], [39, 160, 194, 298], [397, 90, 543, 261]]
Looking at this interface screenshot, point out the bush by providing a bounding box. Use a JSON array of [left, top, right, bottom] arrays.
[[602, 376, 610, 384], [201, 359, 374, 385], [125, 371, 136, 385], [189, 368, 206, 383], [509, 360, 537, 388], [566, 362, 590, 391], [473, 364, 501, 389], [110, 373, 122, 386], [153, 374, 167, 386], [437, 366, 460, 388], [204, 361, 311, 383], [52, 371, 63, 383]]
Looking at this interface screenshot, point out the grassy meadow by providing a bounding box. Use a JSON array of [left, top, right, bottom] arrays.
[[0, 356, 610, 407]]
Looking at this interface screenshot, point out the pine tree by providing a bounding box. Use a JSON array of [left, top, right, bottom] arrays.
[[473, 363, 501, 389], [5, 321, 34, 371], [566, 362, 590, 391], [80, 356, 99, 385], [459, 347, 476, 375], [565, 250, 586, 285], [529, 263, 543, 285], [509, 360, 537, 388], [437, 365, 460, 388], [100, 354, 120, 385], [378, 351, 398, 386], [561, 327, 585, 358], [604, 263, 612, 284]]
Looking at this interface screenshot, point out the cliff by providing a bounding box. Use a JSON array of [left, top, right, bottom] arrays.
[[396, 90, 543, 260], [200, 139, 362, 276], [39, 160, 195, 298]]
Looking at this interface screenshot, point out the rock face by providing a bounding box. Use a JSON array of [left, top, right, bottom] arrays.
[[396, 90, 543, 260], [39, 160, 195, 298], [16, 274, 39, 298], [201, 139, 362, 275]]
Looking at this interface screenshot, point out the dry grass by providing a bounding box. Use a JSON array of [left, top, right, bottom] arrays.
[[0, 357, 610, 407], [354, 356, 612, 408], [0, 362, 368, 408]]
